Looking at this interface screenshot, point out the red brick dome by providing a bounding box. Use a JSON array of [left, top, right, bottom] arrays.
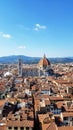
[[38, 54, 50, 67]]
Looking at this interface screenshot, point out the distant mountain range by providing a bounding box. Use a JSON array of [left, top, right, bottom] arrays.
[[0, 55, 73, 64]]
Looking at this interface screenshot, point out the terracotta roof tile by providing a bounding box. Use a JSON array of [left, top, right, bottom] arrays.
[[58, 126, 73, 130], [7, 120, 34, 127]]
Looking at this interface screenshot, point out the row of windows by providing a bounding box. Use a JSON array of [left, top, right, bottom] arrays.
[[8, 127, 29, 130], [64, 117, 73, 120]]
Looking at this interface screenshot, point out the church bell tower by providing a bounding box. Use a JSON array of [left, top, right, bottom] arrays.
[[18, 58, 22, 77]]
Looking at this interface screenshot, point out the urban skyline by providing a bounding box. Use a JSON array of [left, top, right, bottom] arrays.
[[0, 0, 73, 57]]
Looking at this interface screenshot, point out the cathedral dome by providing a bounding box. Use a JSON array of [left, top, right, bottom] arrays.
[[38, 54, 50, 68]]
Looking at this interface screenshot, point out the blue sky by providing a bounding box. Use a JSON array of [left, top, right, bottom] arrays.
[[0, 0, 73, 57]]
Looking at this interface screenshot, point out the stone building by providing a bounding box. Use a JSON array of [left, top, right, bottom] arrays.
[[18, 58, 22, 77], [38, 54, 53, 76], [18, 55, 53, 77]]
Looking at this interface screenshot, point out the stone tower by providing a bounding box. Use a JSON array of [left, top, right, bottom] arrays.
[[18, 58, 22, 77]]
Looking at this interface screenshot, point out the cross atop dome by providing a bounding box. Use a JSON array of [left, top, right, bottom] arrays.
[[43, 53, 46, 59]]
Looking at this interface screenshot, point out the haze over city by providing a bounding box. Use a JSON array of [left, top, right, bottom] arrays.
[[0, 0, 73, 57]]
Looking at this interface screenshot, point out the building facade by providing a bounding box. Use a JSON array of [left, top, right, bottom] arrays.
[[18, 59, 22, 77], [18, 55, 54, 77]]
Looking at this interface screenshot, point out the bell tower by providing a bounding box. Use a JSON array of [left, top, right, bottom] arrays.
[[18, 58, 22, 77]]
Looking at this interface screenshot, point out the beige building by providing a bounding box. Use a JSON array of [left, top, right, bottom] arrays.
[[20, 55, 54, 77]]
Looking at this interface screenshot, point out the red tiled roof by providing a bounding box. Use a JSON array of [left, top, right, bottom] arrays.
[[0, 100, 6, 107], [46, 122, 58, 130], [7, 120, 34, 127], [62, 112, 73, 117], [58, 126, 73, 130], [38, 55, 50, 67], [0, 126, 6, 130]]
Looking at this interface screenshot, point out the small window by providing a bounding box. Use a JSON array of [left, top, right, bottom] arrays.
[[26, 127, 29, 130], [8, 127, 12, 130], [20, 127, 24, 130], [64, 117, 68, 120], [14, 127, 18, 130]]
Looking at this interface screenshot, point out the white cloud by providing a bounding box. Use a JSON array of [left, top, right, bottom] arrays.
[[34, 24, 47, 31], [0, 32, 11, 39], [34, 27, 39, 31], [2, 34, 11, 38], [18, 46, 26, 49], [36, 24, 47, 29]]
